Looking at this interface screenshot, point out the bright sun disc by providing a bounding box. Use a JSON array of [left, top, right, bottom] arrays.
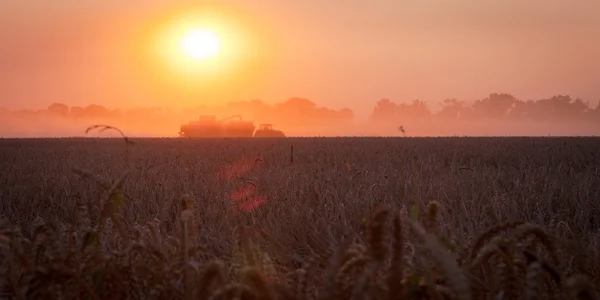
[[180, 29, 221, 59]]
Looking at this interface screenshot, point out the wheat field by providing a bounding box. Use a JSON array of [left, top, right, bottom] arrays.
[[0, 136, 599, 299]]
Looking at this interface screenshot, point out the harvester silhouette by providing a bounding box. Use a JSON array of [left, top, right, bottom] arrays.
[[178, 115, 285, 138]]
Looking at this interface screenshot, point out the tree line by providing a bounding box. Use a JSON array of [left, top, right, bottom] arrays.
[[5, 93, 599, 124], [371, 93, 599, 123], [1, 93, 598, 136]]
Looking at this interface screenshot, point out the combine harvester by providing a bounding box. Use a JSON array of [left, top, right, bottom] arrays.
[[178, 115, 285, 138]]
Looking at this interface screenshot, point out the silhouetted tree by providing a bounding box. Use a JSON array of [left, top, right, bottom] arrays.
[[509, 100, 535, 119], [370, 99, 398, 122], [370, 98, 432, 123], [566, 98, 589, 117], [406, 99, 431, 118], [269, 97, 354, 128], [371, 99, 399, 122], [47, 103, 70, 117], [528, 95, 589, 121], [471, 93, 517, 119], [438, 99, 467, 119], [281, 98, 317, 112], [80, 104, 119, 119]]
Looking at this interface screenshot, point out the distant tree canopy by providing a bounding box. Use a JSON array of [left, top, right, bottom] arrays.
[[369, 93, 598, 123], [224, 97, 355, 127], [31, 98, 355, 127], [371, 99, 431, 122]]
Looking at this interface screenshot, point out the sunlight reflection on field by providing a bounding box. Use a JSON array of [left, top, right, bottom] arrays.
[[216, 155, 268, 212]]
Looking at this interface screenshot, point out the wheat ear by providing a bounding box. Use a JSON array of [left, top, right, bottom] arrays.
[[407, 218, 472, 300]]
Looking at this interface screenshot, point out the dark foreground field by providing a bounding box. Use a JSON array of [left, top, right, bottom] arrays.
[[1, 137, 599, 299]]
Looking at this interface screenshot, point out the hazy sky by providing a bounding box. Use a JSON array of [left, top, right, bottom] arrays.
[[2, 0, 599, 119]]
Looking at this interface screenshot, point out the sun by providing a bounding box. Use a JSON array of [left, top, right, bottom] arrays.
[[143, 5, 281, 92], [180, 29, 221, 60]]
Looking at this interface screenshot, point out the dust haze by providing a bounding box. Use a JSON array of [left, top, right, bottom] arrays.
[[1, 94, 599, 138]]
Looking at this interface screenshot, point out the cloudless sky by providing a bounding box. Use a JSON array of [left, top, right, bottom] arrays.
[[2, 0, 599, 119]]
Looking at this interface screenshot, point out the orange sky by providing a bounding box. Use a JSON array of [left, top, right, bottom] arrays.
[[1, 0, 599, 119]]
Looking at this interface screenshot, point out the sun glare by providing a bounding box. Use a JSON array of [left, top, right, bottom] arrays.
[[142, 4, 281, 98], [151, 12, 235, 78], [180, 29, 221, 60]]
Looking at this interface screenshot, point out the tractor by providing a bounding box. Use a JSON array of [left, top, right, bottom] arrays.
[[254, 124, 286, 138]]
